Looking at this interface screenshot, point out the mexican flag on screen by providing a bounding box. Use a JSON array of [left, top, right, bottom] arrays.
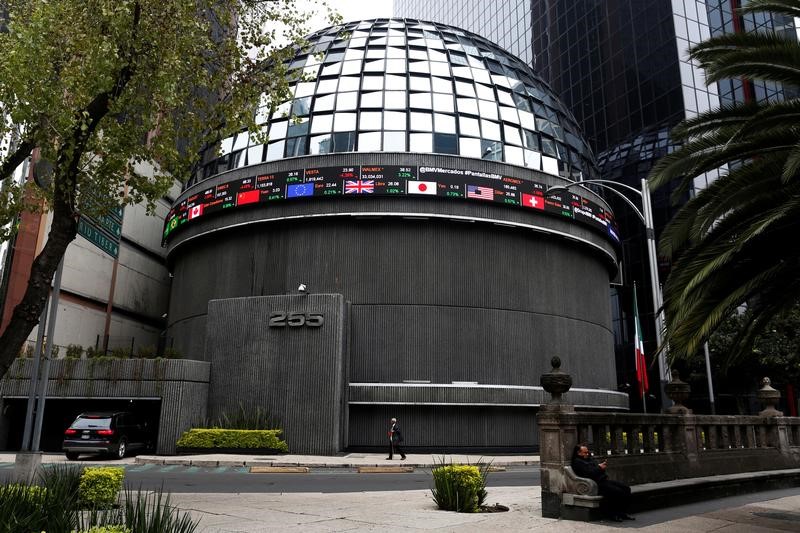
[[633, 282, 649, 400]]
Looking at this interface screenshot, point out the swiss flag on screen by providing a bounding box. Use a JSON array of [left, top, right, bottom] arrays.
[[237, 190, 260, 206], [188, 204, 204, 220], [521, 193, 544, 210]]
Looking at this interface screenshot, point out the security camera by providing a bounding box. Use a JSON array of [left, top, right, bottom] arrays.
[[298, 283, 307, 293]]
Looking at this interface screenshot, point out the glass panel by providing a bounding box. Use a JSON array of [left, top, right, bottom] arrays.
[[385, 74, 407, 90], [481, 119, 501, 140], [409, 61, 430, 74], [314, 93, 336, 112], [384, 91, 407, 109], [341, 60, 362, 75], [478, 100, 498, 120], [360, 111, 382, 130], [317, 79, 338, 94], [365, 59, 386, 72], [524, 149, 541, 169], [512, 92, 531, 111], [460, 116, 480, 137], [383, 131, 406, 151], [459, 137, 482, 157], [410, 133, 433, 152], [455, 81, 476, 97], [286, 137, 307, 157], [255, 106, 270, 125], [336, 92, 358, 111], [331, 131, 355, 152], [334, 113, 357, 132], [542, 155, 559, 175], [409, 76, 431, 91], [434, 113, 456, 134], [475, 84, 494, 100], [219, 136, 234, 155], [518, 110, 536, 129], [410, 112, 433, 131], [295, 82, 315, 98], [504, 145, 524, 166], [358, 131, 382, 151], [363, 75, 384, 90], [302, 66, 319, 81], [457, 98, 479, 115], [310, 114, 333, 133], [409, 92, 432, 109], [431, 76, 453, 93], [504, 125, 522, 146], [324, 51, 345, 63], [523, 129, 539, 150], [472, 68, 491, 83], [386, 59, 407, 73], [309, 134, 332, 155], [246, 144, 263, 165], [432, 93, 454, 112], [269, 120, 288, 139], [408, 48, 428, 60], [452, 66, 473, 79], [433, 133, 458, 154], [500, 107, 520, 124], [266, 141, 285, 161], [366, 47, 386, 59], [349, 37, 367, 47], [369, 36, 388, 45], [338, 76, 360, 92], [430, 62, 450, 77], [292, 97, 311, 117], [287, 118, 309, 137], [361, 91, 383, 108], [387, 36, 405, 46], [387, 46, 406, 58], [384, 111, 407, 130], [481, 139, 502, 160], [497, 90, 515, 107]]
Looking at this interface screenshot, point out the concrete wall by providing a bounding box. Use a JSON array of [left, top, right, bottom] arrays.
[[0, 358, 209, 454], [205, 294, 348, 455]]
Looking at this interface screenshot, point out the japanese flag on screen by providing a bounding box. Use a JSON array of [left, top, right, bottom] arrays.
[[188, 204, 204, 220], [521, 193, 545, 210], [407, 180, 437, 195]]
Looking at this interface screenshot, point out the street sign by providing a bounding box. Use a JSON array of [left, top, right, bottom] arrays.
[[78, 217, 120, 258]]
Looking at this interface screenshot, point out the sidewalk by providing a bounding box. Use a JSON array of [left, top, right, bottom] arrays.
[[2, 452, 799, 531]]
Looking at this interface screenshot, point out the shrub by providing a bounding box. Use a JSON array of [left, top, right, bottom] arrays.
[[109, 347, 131, 359], [66, 344, 85, 359], [161, 347, 181, 359], [136, 345, 156, 359], [0, 464, 82, 533], [207, 403, 281, 430], [118, 488, 199, 533], [431, 462, 489, 513], [80, 526, 131, 533], [79, 467, 125, 508], [176, 428, 288, 452]]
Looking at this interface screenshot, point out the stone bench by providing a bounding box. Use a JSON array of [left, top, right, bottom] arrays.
[[560, 465, 604, 521]]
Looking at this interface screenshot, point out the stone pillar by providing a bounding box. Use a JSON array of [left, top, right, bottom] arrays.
[[537, 357, 575, 518], [757, 377, 790, 453]]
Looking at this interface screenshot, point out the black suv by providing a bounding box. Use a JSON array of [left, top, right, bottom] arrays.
[[63, 412, 150, 460]]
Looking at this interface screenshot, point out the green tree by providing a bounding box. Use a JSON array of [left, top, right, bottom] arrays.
[[648, 0, 800, 366], [0, 0, 338, 379]]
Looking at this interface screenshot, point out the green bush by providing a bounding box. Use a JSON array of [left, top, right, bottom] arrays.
[[66, 344, 85, 359], [109, 347, 131, 359], [80, 526, 131, 533], [136, 345, 156, 359], [161, 347, 181, 359], [176, 428, 288, 451], [0, 464, 82, 533], [205, 403, 281, 430], [79, 467, 125, 508], [431, 463, 489, 513]]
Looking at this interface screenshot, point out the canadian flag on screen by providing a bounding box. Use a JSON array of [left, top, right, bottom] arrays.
[[407, 180, 437, 195], [521, 193, 544, 210], [188, 204, 204, 220]]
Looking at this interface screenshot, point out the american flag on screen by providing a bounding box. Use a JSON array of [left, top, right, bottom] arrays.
[[344, 180, 375, 194], [466, 185, 493, 200]]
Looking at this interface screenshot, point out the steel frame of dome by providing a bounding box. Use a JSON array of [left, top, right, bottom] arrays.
[[163, 20, 626, 455]]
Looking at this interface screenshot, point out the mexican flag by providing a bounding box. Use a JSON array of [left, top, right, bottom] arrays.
[[633, 282, 649, 403]]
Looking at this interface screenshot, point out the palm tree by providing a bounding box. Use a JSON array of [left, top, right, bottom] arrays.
[[648, 0, 800, 367]]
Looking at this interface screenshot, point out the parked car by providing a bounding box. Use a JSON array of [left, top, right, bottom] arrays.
[[63, 411, 150, 460]]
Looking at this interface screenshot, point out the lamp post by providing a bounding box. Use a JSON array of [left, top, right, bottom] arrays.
[[545, 178, 670, 410]]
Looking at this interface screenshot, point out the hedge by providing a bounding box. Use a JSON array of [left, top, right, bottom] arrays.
[[431, 464, 488, 513], [176, 429, 288, 451], [79, 467, 125, 508]]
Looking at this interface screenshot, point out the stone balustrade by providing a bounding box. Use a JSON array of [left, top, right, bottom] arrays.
[[537, 358, 800, 518]]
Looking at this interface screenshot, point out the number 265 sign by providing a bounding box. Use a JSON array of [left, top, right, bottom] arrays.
[[268, 312, 324, 328]]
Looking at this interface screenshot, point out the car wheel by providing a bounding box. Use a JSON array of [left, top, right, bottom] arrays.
[[65, 451, 80, 461], [115, 439, 127, 459]]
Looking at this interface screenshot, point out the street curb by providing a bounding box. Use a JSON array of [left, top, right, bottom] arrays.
[[132, 456, 540, 470]]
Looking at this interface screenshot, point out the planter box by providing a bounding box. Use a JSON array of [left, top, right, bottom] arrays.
[[176, 447, 287, 455]]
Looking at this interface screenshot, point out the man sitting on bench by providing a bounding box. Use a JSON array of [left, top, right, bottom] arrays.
[[571, 443, 634, 522]]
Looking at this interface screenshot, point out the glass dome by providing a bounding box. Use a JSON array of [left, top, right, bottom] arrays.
[[197, 19, 598, 185]]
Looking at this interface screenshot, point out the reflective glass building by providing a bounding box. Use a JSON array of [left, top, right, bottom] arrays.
[[164, 19, 624, 454]]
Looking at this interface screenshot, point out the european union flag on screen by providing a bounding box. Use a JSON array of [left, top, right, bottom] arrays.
[[287, 183, 314, 198]]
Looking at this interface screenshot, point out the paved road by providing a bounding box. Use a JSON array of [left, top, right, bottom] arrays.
[[0, 462, 539, 493]]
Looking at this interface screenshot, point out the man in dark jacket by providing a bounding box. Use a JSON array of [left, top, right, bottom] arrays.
[[387, 417, 406, 460], [571, 443, 633, 521]]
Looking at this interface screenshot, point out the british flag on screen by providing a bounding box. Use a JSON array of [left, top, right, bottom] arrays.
[[344, 180, 375, 194]]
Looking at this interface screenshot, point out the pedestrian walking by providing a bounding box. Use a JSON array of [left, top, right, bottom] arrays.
[[386, 417, 406, 460]]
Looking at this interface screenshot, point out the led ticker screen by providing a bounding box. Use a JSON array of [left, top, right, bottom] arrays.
[[163, 165, 619, 244]]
